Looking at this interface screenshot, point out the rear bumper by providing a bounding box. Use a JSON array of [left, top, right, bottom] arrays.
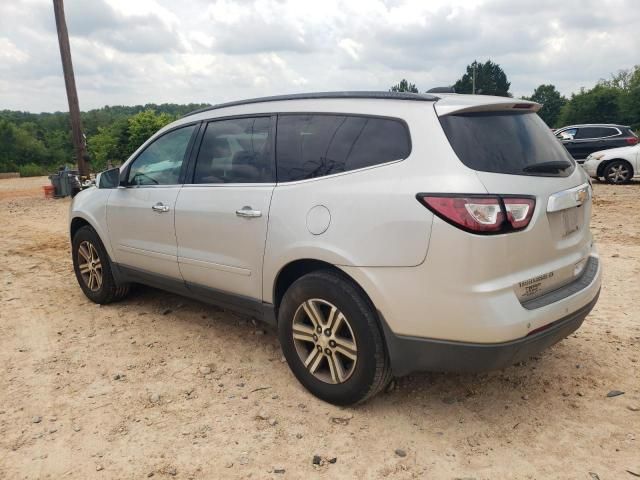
[[380, 289, 599, 377]]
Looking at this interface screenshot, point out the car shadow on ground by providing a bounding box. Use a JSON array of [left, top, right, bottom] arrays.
[[121, 284, 585, 416]]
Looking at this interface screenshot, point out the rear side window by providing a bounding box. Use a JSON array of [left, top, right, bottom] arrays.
[[439, 112, 575, 176], [193, 117, 273, 184], [575, 127, 601, 139], [597, 127, 620, 138], [276, 114, 410, 182]]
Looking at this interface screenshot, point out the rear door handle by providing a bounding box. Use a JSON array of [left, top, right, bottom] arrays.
[[152, 202, 170, 213], [236, 206, 262, 218]]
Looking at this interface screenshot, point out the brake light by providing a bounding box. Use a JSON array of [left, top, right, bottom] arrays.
[[417, 194, 536, 234], [626, 137, 638, 145]]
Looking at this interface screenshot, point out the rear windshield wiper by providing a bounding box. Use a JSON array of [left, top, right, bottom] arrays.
[[522, 161, 572, 173]]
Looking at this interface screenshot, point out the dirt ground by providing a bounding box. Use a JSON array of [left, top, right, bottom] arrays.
[[1, 176, 638, 480]]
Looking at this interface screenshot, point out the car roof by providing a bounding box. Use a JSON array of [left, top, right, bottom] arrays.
[[558, 124, 630, 129], [182, 91, 541, 119], [182, 91, 440, 118]]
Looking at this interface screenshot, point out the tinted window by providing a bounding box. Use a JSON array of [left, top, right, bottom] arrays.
[[439, 112, 575, 176], [193, 117, 272, 184], [597, 127, 620, 138], [127, 124, 196, 185], [276, 114, 410, 182], [575, 127, 601, 139]]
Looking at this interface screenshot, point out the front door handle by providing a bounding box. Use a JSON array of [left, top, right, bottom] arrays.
[[236, 206, 262, 218], [152, 202, 170, 213]]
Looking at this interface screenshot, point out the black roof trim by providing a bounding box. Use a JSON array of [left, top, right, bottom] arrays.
[[182, 91, 440, 118], [559, 123, 631, 129], [426, 86, 456, 93]]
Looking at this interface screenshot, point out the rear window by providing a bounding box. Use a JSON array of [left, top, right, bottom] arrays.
[[439, 111, 575, 176], [276, 114, 411, 182]]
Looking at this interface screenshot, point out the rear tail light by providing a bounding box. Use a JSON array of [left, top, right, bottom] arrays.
[[417, 194, 535, 234], [503, 197, 535, 229], [626, 137, 638, 145]]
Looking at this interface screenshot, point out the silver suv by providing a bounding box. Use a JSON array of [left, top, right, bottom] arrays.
[[69, 92, 602, 405]]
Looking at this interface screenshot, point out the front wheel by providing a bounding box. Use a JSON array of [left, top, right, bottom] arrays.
[[72, 225, 130, 304], [604, 160, 632, 184], [278, 270, 391, 405]]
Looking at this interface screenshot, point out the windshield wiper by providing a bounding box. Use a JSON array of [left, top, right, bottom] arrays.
[[523, 161, 572, 173]]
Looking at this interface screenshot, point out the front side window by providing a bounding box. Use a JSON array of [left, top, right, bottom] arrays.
[[127, 124, 197, 186], [276, 114, 411, 182], [557, 128, 577, 140], [192, 117, 273, 184]]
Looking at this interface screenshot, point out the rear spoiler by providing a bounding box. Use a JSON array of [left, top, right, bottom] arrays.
[[434, 94, 541, 116]]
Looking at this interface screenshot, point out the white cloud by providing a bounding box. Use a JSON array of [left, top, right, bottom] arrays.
[[0, 0, 638, 112]]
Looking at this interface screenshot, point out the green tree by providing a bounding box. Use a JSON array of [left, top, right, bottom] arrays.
[[126, 109, 174, 154], [390, 79, 419, 93], [454, 60, 511, 97], [616, 65, 640, 130], [524, 84, 567, 127], [558, 85, 623, 126], [0, 103, 209, 174], [87, 118, 129, 170]]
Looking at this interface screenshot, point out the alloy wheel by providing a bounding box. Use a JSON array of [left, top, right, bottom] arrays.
[[291, 298, 358, 384], [607, 164, 630, 183], [77, 240, 103, 292]]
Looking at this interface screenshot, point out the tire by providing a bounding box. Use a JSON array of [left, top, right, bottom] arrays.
[[278, 270, 391, 405], [72, 225, 130, 304], [604, 160, 633, 184]]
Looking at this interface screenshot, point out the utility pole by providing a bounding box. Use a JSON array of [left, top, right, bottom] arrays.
[[53, 0, 89, 177], [472, 63, 476, 95]]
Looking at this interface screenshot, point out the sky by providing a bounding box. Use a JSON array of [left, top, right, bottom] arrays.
[[0, 0, 638, 113]]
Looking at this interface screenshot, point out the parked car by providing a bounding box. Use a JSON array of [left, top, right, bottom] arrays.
[[582, 144, 640, 184], [555, 124, 638, 162], [69, 92, 602, 405]]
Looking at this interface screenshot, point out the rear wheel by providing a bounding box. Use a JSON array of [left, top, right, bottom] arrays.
[[72, 226, 129, 304], [278, 270, 391, 405], [604, 160, 632, 184]]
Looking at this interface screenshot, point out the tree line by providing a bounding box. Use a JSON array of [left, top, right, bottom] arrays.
[[0, 103, 207, 176], [1, 61, 638, 175], [391, 61, 640, 129]]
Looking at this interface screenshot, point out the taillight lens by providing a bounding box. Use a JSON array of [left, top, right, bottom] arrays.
[[417, 194, 535, 234], [626, 136, 639, 145], [503, 197, 535, 229]]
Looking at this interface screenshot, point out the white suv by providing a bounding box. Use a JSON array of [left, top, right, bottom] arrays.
[[70, 92, 602, 405]]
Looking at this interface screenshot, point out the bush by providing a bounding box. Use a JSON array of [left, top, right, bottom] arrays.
[[18, 163, 49, 177]]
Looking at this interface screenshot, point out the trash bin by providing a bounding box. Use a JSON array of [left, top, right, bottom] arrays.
[[48, 172, 63, 197], [49, 167, 81, 198]]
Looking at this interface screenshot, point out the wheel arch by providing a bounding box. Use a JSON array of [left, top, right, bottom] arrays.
[[597, 158, 634, 178], [273, 259, 344, 311], [70, 216, 92, 239], [272, 259, 384, 328], [272, 258, 393, 377], [69, 213, 116, 262]]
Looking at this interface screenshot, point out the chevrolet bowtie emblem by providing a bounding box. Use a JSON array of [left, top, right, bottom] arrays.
[[575, 188, 588, 204]]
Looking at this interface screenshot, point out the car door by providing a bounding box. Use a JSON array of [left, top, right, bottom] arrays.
[[557, 127, 579, 158], [572, 126, 601, 159], [174, 116, 275, 304], [107, 123, 198, 279]]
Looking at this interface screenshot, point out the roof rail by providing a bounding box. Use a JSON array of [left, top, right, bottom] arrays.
[[182, 91, 440, 118]]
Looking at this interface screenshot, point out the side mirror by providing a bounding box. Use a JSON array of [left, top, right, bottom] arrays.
[[97, 167, 121, 189]]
